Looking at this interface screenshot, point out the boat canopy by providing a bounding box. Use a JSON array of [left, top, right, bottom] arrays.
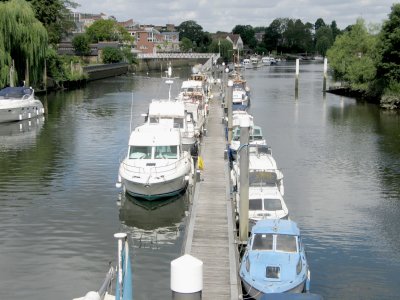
[[181, 80, 203, 90], [0, 87, 33, 98]]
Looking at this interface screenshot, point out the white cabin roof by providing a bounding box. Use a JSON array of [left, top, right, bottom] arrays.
[[249, 153, 278, 170], [181, 80, 203, 89], [129, 125, 180, 146], [148, 100, 185, 117]]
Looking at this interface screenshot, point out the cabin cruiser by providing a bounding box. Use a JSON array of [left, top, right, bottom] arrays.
[[117, 124, 192, 200], [240, 219, 310, 298], [231, 144, 288, 230], [228, 111, 265, 161], [0, 86, 44, 123], [176, 80, 208, 137], [232, 144, 284, 196], [231, 74, 250, 109], [143, 100, 196, 151]]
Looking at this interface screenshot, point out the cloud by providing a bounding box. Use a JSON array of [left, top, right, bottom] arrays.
[[73, 0, 395, 32]]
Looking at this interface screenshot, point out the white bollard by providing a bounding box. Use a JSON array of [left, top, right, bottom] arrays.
[[171, 254, 203, 299]]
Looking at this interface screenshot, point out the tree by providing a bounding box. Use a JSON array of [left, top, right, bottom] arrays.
[[177, 20, 205, 49], [330, 20, 341, 41], [86, 19, 131, 43], [314, 18, 326, 32], [232, 25, 257, 50], [180, 37, 193, 52], [282, 19, 313, 53], [0, 0, 48, 87], [28, 0, 77, 44], [101, 47, 123, 64], [327, 19, 379, 91], [263, 18, 286, 53], [315, 26, 333, 56], [208, 39, 233, 62], [72, 34, 91, 56], [377, 3, 400, 84]]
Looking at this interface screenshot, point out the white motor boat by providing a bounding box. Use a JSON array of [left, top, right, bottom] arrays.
[[232, 144, 288, 230], [117, 124, 192, 200], [144, 99, 197, 152], [0, 86, 44, 123], [176, 80, 208, 137]]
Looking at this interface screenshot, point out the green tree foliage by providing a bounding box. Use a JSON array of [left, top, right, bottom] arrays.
[[102, 47, 123, 63], [232, 25, 257, 49], [28, 0, 77, 44], [315, 26, 333, 56], [177, 20, 208, 51], [208, 39, 233, 62], [377, 3, 400, 84], [86, 19, 132, 43], [314, 18, 326, 32], [327, 19, 378, 91], [180, 37, 193, 52], [330, 20, 341, 41], [263, 18, 287, 52], [0, 0, 48, 87], [72, 34, 91, 56], [282, 19, 313, 53]]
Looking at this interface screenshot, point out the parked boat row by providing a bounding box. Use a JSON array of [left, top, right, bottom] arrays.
[[116, 65, 213, 201], [225, 88, 311, 297]]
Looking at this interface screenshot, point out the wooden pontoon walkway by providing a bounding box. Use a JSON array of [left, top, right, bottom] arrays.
[[184, 86, 240, 299]]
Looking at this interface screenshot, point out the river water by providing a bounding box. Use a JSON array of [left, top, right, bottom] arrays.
[[0, 62, 399, 299]]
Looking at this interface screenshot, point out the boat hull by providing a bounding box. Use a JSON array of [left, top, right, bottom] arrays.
[[122, 174, 188, 201], [241, 277, 306, 300], [0, 102, 44, 123]]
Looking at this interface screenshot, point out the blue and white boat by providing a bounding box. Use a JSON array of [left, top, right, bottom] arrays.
[[240, 219, 310, 299]]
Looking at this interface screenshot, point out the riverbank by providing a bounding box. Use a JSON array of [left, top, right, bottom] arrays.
[[327, 86, 400, 110]]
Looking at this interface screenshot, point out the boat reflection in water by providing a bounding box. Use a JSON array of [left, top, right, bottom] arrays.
[[0, 116, 45, 151], [118, 190, 190, 248]]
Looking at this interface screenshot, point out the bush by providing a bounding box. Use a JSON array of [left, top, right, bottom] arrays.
[[102, 47, 123, 64]]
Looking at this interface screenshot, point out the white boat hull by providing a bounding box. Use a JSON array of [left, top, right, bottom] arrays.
[[122, 174, 188, 200], [0, 101, 44, 123]]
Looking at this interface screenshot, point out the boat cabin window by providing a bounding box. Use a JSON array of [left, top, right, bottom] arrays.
[[252, 233, 273, 251], [263, 199, 282, 210], [232, 127, 263, 142], [129, 146, 152, 159], [249, 171, 278, 187], [173, 118, 184, 128], [276, 235, 297, 253], [149, 117, 159, 124], [155, 145, 178, 159], [249, 199, 263, 210]]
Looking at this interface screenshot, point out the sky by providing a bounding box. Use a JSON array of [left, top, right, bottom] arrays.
[[72, 0, 397, 32]]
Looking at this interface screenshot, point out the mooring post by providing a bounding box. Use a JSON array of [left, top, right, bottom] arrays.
[[227, 80, 233, 144], [295, 58, 299, 100], [171, 254, 203, 300], [239, 115, 250, 243], [323, 57, 328, 93]]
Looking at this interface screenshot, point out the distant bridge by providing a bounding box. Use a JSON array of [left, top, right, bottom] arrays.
[[137, 52, 219, 60], [136, 53, 220, 72]]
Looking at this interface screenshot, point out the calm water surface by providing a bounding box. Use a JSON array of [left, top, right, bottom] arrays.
[[0, 63, 399, 299]]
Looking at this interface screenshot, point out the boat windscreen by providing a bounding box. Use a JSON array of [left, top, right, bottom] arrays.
[[249, 171, 277, 187], [276, 235, 297, 252], [263, 199, 282, 210], [252, 233, 273, 251], [249, 199, 263, 210], [129, 146, 152, 159], [0, 87, 32, 98], [155, 145, 177, 159]]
